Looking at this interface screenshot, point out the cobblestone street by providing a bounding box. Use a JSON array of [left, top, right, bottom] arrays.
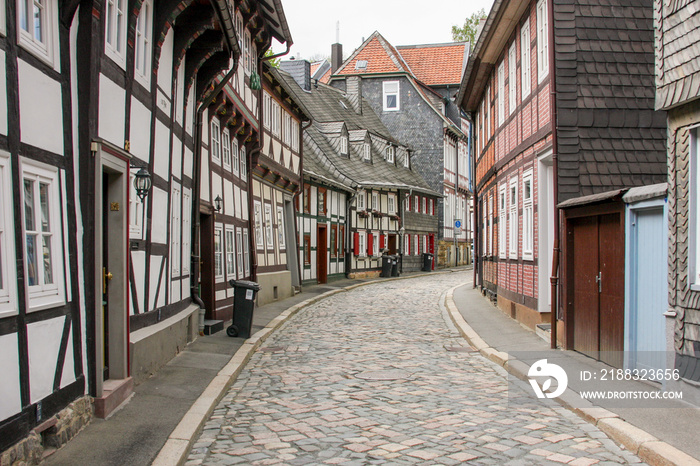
[[186, 272, 643, 465]]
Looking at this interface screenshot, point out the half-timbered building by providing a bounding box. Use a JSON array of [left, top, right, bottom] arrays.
[[459, 0, 666, 363], [0, 0, 261, 458]]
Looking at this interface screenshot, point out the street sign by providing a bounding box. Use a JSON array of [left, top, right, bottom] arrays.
[[455, 220, 462, 228]]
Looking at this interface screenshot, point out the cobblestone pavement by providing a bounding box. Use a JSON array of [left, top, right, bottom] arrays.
[[186, 272, 643, 465]]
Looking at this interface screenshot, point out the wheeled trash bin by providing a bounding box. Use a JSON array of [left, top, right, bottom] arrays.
[[422, 253, 434, 271], [226, 280, 261, 338], [391, 255, 400, 277], [381, 255, 393, 277]]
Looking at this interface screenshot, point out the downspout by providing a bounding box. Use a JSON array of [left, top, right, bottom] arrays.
[[192, 62, 238, 335], [293, 119, 313, 289], [345, 188, 360, 278], [548, 0, 560, 350], [401, 188, 413, 273]]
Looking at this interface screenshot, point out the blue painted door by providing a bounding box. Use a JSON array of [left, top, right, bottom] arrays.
[[629, 207, 667, 371]]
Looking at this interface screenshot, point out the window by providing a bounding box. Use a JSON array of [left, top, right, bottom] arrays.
[[170, 185, 181, 276], [388, 194, 396, 215], [264, 203, 274, 250], [283, 112, 291, 146], [413, 234, 419, 256], [236, 228, 244, 279], [291, 120, 300, 152], [0, 0, 6, 36], [509, 42, 516, 115], [240, 145, 247, 178], [18, 0, 55, 64], [304, 234, 311, 265], [523, 171, 534, 260], [430, 199, 435, 215], [357, 190, 365, 211], [244, 29, 252, 74], [277, 206, 286, 249], [21, 160, 65, 310], [225, 227, 235, 276], [414, 195, 419, 213], [243, 229, 250, 276], [318, 187, 327, 216], [521, 18, 531, 98], [263, 92, 271, 129], [235, 13, 243, 54], [386, 146, 395, 163], [405, 234, 410, 255], [331, 224, 338, 258], [537, 0, 549, 82], [486, 86, 491, 137], [214, 226, 223, 279], [509, 177, 518, 259], [270, 100, 281, 137], [488, 193, 493, 256], [222, 129, 231, 170], [358, 232, 366, 257], [482, 199, 487, 256], [363, 142, 371, 161], [338, 225, 345, 258], [211, 119, 221, 163], [0, 154, 18, 317], [232, 138, 239, 177], [134, 0, 152, 85], [497, 61, 505, 126], [371, 191, 378, 211], [373, 233, 379, 256], [403, 151, 410, 168], [422, 197, 427, 215], [182, 188, 191, 275], [499, 185, 507, 258], [340, 135, 348, 155], [303, 184, 311, 214], [692, 128, 700, 286], [383, 81, 400, 111], [104, 0, 126, 66], [254, 201, 263, 249]]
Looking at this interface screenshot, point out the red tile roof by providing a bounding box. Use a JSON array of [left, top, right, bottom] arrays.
[[336, 35, 407, 76], [397, 43, 467, 86], [318, 67, 331, 84]]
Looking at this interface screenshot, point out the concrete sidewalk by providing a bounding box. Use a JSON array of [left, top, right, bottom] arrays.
[[448, 284, 700, 466], [42, 267, 470, 466]]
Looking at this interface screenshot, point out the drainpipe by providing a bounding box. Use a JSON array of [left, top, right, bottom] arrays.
[[402, 188, 413, 273], [292, 119, 313, 290], [470, 112, 478, 288], [548, 0, 560, 350], [192, 62, 238, 335], [345, 187, 360, 278]]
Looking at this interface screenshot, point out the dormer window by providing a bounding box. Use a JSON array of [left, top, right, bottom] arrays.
[[355, 60, 368, 70], [385, 146, 395, 163], [340, 135, 348, 155], [404, 152, 410, 168], [363, 143, 371, 161]]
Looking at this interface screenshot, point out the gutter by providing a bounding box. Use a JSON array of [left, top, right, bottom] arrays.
[[191, 62, 238, 335], [548, 0, 560, 350]]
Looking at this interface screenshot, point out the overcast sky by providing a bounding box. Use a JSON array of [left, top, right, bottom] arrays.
[[271, 0, 495, 62]]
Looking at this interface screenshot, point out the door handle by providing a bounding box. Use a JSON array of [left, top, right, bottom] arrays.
[[103, 268, 113, 292], [595, 271, 602, 293]]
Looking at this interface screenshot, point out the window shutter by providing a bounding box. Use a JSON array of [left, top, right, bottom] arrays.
[[407, 234, 411, 255], [417, 197, 421, 213], [368, 234, 374, 256], [380, 234, 385, 250], [354, 232, 360, 255]]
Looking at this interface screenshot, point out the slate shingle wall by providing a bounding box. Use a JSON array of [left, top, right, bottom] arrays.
[[554, 0, 667, 202]]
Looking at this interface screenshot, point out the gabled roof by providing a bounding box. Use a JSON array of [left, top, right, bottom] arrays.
[[397, 42, 469, 86], [335, 32, 412, 76]]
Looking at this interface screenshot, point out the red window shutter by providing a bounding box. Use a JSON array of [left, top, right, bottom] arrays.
[[354, 232, 360, 255], [417, 197, 422, 213], [380, 234, 385, 250], [368, 234, 374, 256]]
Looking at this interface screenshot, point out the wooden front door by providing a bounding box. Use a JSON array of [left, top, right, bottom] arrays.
[[200, 213, 215, 319], [317, 225, 327, 284], [388, 234, 397, 255], [568, 212, 624, 367]]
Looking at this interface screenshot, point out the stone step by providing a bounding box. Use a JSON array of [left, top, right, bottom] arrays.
[[203, 319, 224, 335]]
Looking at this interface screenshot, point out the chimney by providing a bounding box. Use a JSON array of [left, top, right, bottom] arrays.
[[331, 43, 343, 74], [346, 76, 362, 114], [280, 59, 311, 91]]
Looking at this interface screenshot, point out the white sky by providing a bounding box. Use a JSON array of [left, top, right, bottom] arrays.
[[272, 0, 495, 62]]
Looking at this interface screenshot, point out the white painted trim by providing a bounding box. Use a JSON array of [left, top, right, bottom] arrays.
[[0, 152, 18, 317]]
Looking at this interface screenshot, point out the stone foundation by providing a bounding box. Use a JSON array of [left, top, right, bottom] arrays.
[[497, 295, 550, 331], [348, 270, 381, 279], [1, 396, 93, 465]]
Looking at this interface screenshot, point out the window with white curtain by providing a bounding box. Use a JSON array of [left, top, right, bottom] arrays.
[[537, 0, 549, 82], [497, 62, 505, 126], [523, 170, 534, 260], [521, 18, 531, 98], [499, 184, 507, 258], [104, 0, 126, 66], [170, 184, 181, 276], [222, 129, 231, 170], [509, 177, 518, 259], [508, 42, 517, 115], [211, 119, 221, 163], [134, 0, 152, 86]]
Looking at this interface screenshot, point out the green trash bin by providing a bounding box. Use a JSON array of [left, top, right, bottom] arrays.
[[226, 280, 261, 338]]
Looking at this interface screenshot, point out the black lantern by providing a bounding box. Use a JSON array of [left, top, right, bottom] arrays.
[[134, 168, 152, 202], [214, 195, 223, 212]]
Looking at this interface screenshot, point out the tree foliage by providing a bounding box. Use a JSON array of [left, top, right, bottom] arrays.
[[264, 48, 280, 68], [452, 9, 487, 50]]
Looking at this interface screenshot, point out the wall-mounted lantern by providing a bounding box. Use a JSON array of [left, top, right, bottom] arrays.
[[133, 168, 152, 202], [214, 195, 223, 212]]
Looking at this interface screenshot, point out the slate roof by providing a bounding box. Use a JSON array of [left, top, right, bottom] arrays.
[[272, 68, 438, 196], [396, 43, 468, 86]]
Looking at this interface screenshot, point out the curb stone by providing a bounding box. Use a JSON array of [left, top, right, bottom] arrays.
[[443, 285, 700, 466], [152, 267, 469, 466]]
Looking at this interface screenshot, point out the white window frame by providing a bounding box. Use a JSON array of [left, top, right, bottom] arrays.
[[509, 177, 519, 259], [211, 119, 221, 164], [414, 195, 419, 213], [225, 226, 235, 277], [690, 127, 700, 287], [254, 200, 263, 249], [357, 190, 366, 211], [488, 193, 493, 256], [371, 191, 378, 211], [363, 142, 371, 161], [134, 0, 152, 87], [521, 18, 531, 98], [244, 29, 252, 74], [486, 85, 491, 137], [404, 234, 410, 255], [214, 225, 223, 280], [236, 227, 244, 279], [0, 153, 18, 317], [388, 194, 396, 215], [497, 61, 505, 127], [359, 231, 367, 257], [509, 42, 517, 115], [104, 0, 127, 67], [182, 188, 191, 275], [263, 92, 271, 129], [0, 0, 6, 36], [170, 184, 181, 277], [383, 81, 400, 111], [232, 138, 240, 177], [291, 119, 300, 152], [422, 197, 427, 215], [373, 233, 379, 256], [537, 0, 549, 83], [523, 170, 534, 261], [240, 145, 247, 178], [222, 129, 231, 170], [20, 159, 66, 311], [277, 206, 286, 250], [243, 229, 250, 277], [499, 185, 507, 258], [482, 199, 487, 256], [386, 145, 395, 163], [264, 203, 274, 250], [413, 234, 419, 256], [340, 135, 349, 155], [17, 0, 56, 66], [283, 112, 292, 146], [235, 13, 243, 55]]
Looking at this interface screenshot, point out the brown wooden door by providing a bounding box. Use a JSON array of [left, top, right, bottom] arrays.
[[200, 213, 215, 319], [388, 234, 397, 255], [570, 213, 624, 367], [317, 225, 327, 284]]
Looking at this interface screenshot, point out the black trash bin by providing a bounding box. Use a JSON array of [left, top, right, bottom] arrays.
[[391, 255, 400, 277], [226, 280, 261, 338], [380, 255, 393, 277], [422, 253, 434, 271]]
